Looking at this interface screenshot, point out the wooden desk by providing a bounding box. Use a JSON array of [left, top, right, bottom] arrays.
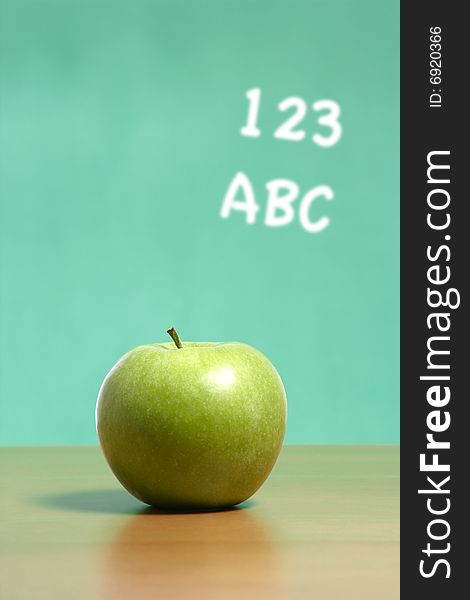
[[0, 446, 399, 599]]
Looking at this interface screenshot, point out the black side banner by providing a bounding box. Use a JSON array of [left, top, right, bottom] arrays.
[[400, 2, 466, 597]]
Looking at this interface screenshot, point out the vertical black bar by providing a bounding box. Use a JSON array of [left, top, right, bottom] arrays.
[[401, 2, 466, 598]]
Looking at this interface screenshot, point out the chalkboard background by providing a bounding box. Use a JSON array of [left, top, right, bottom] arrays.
[[0, 0, 399, 444]]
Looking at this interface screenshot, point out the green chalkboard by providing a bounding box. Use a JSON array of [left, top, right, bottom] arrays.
[[0, 0, 399, 444]]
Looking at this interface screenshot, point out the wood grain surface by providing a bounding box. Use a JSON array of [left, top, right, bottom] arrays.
[[0, 446, 399, 599]]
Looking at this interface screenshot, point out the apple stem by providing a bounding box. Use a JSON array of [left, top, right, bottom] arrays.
[[167, 327, 183, 349]]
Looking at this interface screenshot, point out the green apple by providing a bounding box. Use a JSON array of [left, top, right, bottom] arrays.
[[96, 328, 287, 509]]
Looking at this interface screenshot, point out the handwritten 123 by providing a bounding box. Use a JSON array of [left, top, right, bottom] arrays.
[[220, 88, 342, 233]]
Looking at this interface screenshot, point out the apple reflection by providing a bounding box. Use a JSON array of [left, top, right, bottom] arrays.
[[100, 504, 283, 599]]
